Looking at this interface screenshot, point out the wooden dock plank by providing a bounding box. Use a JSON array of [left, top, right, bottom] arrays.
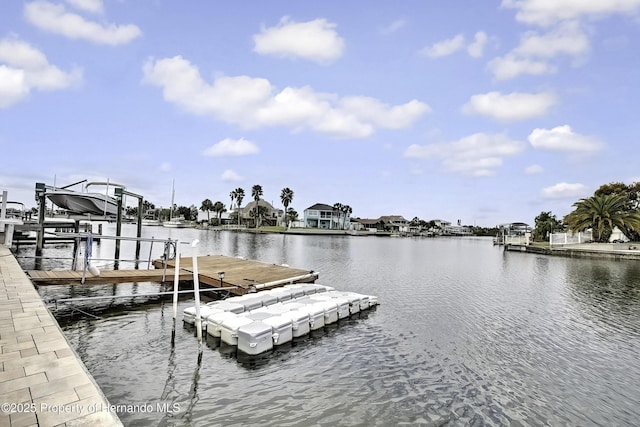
[[28, 255, 318, 291], [154, 255, 317, 292], [27, 269, 190, 285]]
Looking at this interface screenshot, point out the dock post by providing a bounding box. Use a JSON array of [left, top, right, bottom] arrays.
[[71, 220, 81, 270], [171, 240, 181, 346], [191, 240, 202, 343], [35, 184, 46, 256], [135, 198, 143, 269], [114, 197, 123, 269]]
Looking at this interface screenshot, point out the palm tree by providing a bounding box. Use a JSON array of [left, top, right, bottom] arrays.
[[234, 187, 245, 227], [341, 204, 352, 230], [229, 190, 236, 212], [564, 194, 640, 242], [200, 199, 214, 222], [332, 202, 344, 229], [280, 187, 294, 227], [251, 185, 263, 227], [249, 205, 268, 228], [286, 208, 298, 226], [212, 201, 226, 225]]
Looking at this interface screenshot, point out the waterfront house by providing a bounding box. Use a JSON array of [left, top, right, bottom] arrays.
[[304, 203, 350, 229], [379, 215, 409, 233], [440, 219, 473, 236], [353, 215, 409, 233], [241, 199, 283, 227], [443, 223, 473, 236], [352, 218, 384, 232], [432, 219, 451, 233], [197, 210, 232, 225]]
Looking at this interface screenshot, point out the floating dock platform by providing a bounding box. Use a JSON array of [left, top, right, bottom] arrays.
[[184, 283, 379, 356]]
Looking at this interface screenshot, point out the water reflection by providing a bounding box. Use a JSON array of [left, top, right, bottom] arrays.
[[566, 259, 640, 330]]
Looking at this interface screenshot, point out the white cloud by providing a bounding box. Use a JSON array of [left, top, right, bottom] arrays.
[[501, 0, 640, 26], [0, 37, 82, 108], [65, 0, 103, 14], [421, 34, 465, 58], [404, 132, 525, 176], [528, 125, 603, 153], [221, 169, 244, 182], [380, 19, 406, 35], [24, 1, 141, 45], [488, 22, 590, 80], [203, 138, 260, 157], [462, 91, 556, 121], [422, 32, 489, 59], [467, 31, 489, 58], [488, 54, 556, 80], [142, 56, 429, 139], [514, 22, 589, 59], [541, 182, 589, 200], [253, 17, 345, 64], [0, 67, 29, 108], [525, 164, 544, 175]]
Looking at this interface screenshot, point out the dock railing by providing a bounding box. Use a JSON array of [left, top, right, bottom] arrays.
[[15, 231, 179, 274], [0, 190, 25, 247]]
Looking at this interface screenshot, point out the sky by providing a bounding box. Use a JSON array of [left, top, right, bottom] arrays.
[[1, 0, 640, 227]]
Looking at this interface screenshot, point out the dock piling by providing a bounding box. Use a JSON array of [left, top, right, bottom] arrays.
[[191, 240, 203, 343]]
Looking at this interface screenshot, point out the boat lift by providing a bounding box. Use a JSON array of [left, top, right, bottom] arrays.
[[34, 182, 147, 268]]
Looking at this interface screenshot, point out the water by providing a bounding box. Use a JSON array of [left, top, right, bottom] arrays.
[[14, 225, 640, 426]]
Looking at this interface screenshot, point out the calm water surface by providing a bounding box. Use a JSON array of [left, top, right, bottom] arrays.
[[16, 224, 640, 426]]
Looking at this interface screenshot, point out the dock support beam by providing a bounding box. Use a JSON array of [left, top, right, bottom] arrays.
[[35, 184, 46, 256], [135, 197, 143, 268], [191, 240, 203, 343], [114, 197, 123, 270], [114, 187, 145, 270], [171, 240, 181, 346]]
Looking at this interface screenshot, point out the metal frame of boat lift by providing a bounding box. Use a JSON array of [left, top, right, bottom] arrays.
[[33, 182, 148, 266], [113, 186, 144, 269], [45, 238, 233, 346]]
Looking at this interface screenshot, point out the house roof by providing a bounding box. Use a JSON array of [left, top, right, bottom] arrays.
[[305, 203, 334, 211], [243, 199, 279, 211], [379, 215, 408, 223], [357, 218, 384, 225]]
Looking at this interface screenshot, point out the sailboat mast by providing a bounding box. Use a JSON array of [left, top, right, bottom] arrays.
[[170, 180, 175, 220]]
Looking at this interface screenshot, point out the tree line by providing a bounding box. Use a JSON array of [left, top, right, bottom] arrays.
[[534, 182, 640, 243], [128, 185, 355, 229]]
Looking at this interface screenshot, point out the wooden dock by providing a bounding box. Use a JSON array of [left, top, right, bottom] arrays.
[[27, 269, 190, 286], [152, 255, 318, 294], [27, 255, 318, 294]]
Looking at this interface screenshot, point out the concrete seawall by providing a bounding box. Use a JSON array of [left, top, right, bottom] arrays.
[[0, 246, 122, 427], [505, 243, 640, 261]]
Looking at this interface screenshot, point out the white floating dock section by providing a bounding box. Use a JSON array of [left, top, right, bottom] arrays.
[[183, 284, 378, 355]]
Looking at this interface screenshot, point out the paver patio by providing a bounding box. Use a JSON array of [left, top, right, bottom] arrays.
[[0, 246, 121, 427]]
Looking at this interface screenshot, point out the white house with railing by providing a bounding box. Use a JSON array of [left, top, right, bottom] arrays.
[[304, 203, 351, 229]]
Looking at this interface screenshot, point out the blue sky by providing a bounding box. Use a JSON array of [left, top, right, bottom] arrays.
[[2, 0, 640, 227]]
